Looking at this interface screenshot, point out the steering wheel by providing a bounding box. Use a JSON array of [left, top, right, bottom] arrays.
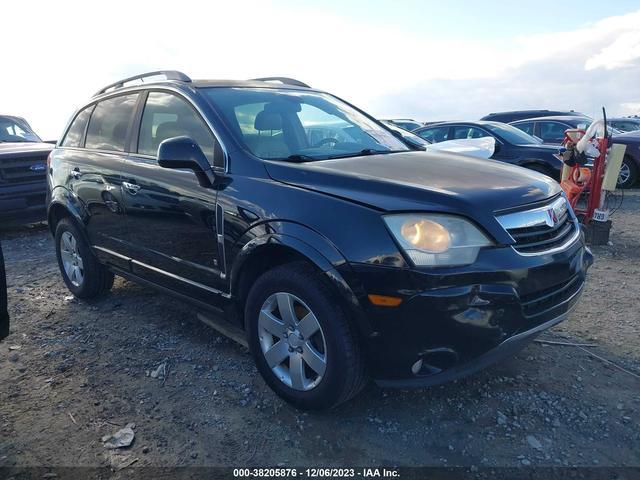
[[313, 137, 340, 148]]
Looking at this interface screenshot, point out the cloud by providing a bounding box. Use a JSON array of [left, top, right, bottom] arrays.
[[372, 10, 640, 120], [1, 2, 639, 138]]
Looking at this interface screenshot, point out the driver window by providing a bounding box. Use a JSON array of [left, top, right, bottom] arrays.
[[138, 92, 223, 168]]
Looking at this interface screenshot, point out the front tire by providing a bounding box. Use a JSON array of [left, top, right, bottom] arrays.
[[245, 262, 367, 410], [55, 218, 114, 299]]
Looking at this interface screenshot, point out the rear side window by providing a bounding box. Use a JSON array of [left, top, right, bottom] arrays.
[[514, 121, 534, 136], [62, 105, 94, 147], [416, 126, 449, 143], [538, 122, 566, 142], [453, 126, 490, 140], [138, 92, 223, 168], [85, 94, 139, 152]]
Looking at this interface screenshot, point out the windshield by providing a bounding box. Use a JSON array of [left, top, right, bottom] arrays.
[[0, 116, 41, 143], [484, 122, 542, 145], [202, 88, 409, 161]]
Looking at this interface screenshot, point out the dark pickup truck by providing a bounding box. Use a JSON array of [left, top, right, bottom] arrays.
[[1, 115, 53, 225]]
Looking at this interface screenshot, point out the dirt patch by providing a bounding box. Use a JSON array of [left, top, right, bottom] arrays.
[[1, 194, 639, 472]]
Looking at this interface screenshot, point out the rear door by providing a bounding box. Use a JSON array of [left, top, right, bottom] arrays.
[[122, 90, 227, 303], [64, 94, 138, 270]]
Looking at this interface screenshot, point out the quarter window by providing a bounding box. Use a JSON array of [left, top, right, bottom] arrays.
[[62, 105, 94, 147], [85, 94, 139, 152], [138, 92, 222, 168]]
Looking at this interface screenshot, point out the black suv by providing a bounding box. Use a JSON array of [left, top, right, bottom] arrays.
[[47, 71, 592, 409]]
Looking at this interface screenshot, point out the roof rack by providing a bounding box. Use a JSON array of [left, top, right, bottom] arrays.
[[94, 70, 192, 97], [251, 77, 311, 88]]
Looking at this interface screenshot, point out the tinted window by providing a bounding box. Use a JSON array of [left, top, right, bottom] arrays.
[[85, 94, 138, 151], [611, 121, 640, 132], [452, 126, 490, 140], [538, 122, 567, 142], [416, 126, 449, 143], [513, 121, 534, 136], [138, 92, 222, 168], [62, 106, 94, 147]]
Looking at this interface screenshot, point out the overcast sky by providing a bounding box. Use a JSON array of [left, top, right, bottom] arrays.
[[3, 0, 640, 139]]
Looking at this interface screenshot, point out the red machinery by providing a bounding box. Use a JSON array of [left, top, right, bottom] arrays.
[[560, 107, 615, 223], [558, 109, 623, 244], [560, 130, 608, 223]]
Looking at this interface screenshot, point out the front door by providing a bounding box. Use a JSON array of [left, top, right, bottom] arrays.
[[122, 90, 227, 304]]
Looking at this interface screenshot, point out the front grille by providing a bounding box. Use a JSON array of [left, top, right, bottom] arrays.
[[520, 273, 583, 317], [508, 211, 576, 253], [497, 196, 579, 254], [0, 155, 47, 185]]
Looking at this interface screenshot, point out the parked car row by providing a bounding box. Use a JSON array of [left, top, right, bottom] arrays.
[[508, 115, 640, 188], [42, 71, 593, 409], [413, 121, 564, 180]]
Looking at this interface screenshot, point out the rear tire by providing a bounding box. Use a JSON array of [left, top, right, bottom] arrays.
[[245, 262, 367, 410], [55, 218, 114, 299], [617, 156, 638, 189]]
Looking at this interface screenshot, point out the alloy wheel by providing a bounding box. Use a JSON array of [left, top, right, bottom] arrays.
[[257, 292, 327, 391], [618, 162, 630, 186], [60, 231, 84, 287]]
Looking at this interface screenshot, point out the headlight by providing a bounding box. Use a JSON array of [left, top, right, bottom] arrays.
[[384, 214, 493, 267]]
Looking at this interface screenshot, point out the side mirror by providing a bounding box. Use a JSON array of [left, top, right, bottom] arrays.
[[158, 136, 215, 188], [493, 142, 501, 153]]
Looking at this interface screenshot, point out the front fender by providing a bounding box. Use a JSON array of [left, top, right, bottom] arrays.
[[47, 185, 88, 235], [231, 222, 373, 337]]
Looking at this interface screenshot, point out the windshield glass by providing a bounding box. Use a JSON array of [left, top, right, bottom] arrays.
[[202, 88, 409, 161], [484, 122, 542, 145], [0, 116, 41, 143]]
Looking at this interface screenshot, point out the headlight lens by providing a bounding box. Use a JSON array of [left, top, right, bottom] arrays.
[[384, 214, 493, 267]]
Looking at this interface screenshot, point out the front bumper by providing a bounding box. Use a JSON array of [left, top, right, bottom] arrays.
[[0, 182, 47, 222], [348, 238, 593, 386]]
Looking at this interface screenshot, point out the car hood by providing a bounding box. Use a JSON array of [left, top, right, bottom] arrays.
[[264, 151, 561, 214], [0, 142, 54, 156]]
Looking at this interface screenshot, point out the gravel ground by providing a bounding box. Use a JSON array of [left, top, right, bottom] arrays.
[[1, 192, 639, 476]]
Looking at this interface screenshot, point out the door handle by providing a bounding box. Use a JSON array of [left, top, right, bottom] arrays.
[[122, 181, 141, 195], [70, 168, 81, 179]]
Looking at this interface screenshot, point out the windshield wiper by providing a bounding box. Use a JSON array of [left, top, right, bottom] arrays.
[[326, 148, 405, 160]]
